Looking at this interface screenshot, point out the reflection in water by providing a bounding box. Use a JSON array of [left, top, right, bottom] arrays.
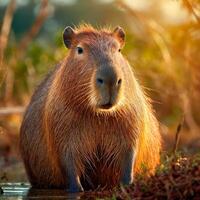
[[27, 188, 84, 199], [0, 183, 113, 200]]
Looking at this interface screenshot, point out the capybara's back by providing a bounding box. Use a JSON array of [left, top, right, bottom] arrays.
[[20, 25, 161, 192]]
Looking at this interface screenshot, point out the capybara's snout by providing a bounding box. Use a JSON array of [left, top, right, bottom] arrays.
[[95, 65, 122, 109]]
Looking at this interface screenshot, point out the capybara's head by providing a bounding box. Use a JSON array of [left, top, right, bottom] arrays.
[[62, 25, 131, 113]]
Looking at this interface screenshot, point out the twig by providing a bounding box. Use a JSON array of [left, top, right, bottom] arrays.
[[182, 0, 200, 25], [16, 0, 49, 60], [0, 0, 16, 64], [0, 106, 25, 116], [0, 0, 16, 83], [4, 0, 49, 102], [173, 116, 184, 154]]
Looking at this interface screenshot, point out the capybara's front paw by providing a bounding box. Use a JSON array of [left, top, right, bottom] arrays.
[[69, 184, 84, 193], [121, 176, 133, 186]]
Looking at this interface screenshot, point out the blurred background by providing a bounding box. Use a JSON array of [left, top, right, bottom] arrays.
[[0, 0, 200, 182]]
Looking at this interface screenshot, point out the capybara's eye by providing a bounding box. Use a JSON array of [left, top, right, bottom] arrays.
[[118, 49, 121, 52], [77, 47, 83, 54]]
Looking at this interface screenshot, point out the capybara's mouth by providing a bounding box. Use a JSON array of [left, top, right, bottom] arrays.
[[99, 103, 113, 109]]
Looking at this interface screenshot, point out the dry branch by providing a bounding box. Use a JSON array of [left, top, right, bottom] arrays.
[[16, 0, 49, 60], [0, 0, 16, 83], [182, 0, 200, 25], [173, 116, 184, 154], [0, 106, 25, 116], [3, 0, 49, 102]]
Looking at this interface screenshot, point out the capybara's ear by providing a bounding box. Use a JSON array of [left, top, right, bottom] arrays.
[[63, 26, 75, 49], [113, 26, 125, 48]]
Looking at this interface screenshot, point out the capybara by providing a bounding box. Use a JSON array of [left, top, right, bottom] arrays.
[[20, 24, 161, 192]]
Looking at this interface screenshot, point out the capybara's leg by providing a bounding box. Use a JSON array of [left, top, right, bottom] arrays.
[[65, 158, 83, 192], [120, 148, 135, 185]]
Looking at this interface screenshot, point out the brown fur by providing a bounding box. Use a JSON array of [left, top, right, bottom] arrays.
[[20, 25, 161, 190]]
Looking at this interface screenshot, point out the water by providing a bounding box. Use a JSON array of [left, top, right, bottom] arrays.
[[0, 183, 97, 200]]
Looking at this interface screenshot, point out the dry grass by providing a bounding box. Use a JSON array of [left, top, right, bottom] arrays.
[[79, 153, 200, 200]]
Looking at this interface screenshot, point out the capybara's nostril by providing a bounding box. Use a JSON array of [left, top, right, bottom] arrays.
[[117, 79, 122, 85], [97, 78, 104, 85]]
